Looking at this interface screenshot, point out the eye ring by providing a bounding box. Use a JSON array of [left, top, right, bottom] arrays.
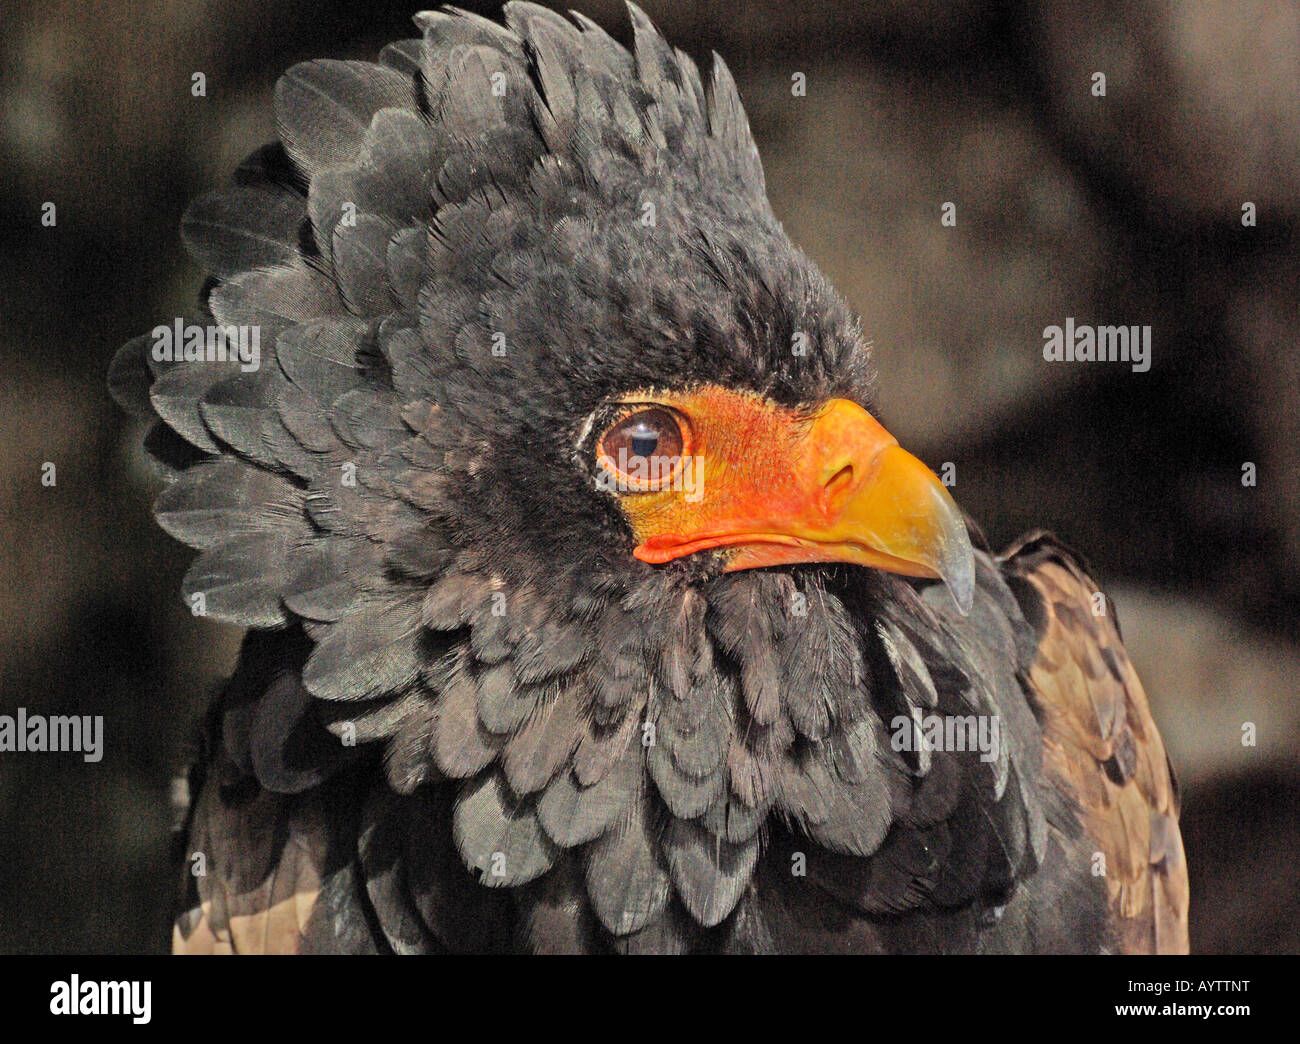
[[596, 405, 692, 492]]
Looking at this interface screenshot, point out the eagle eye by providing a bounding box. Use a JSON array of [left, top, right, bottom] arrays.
[[597, 407, 687, 490]]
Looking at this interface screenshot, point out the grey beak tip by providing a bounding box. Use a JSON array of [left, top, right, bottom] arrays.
[[950, 575, 974, 616], [943, 538, 976, 616]]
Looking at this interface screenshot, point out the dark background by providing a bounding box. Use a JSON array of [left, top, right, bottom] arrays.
[[1, 0, 1296, 953]]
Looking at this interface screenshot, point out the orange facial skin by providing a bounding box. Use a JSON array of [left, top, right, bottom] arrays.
[[600, 385, 975, 613]]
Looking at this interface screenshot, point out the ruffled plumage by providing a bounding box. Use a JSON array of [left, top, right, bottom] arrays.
[[120, 4, 1052, 949]]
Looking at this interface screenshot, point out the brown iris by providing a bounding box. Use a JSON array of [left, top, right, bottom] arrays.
[[597, 407, 687, 490]]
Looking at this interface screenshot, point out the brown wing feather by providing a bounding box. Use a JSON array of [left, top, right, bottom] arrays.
[[172, 770, 327, 955], [1003, 533, 1189, 954]]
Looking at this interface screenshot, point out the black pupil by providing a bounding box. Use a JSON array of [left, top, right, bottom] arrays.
[[629, 424, 659, 458]]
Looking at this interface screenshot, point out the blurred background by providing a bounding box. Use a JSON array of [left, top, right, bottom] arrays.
[[1, 0, 1296, 953]]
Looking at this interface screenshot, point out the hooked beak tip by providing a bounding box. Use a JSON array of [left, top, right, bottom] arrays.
[[925, 478, 975, 615], [940, 541, 975, 615]]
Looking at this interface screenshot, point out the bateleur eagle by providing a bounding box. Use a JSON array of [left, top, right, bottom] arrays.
[[109, 3, 1189, 954]]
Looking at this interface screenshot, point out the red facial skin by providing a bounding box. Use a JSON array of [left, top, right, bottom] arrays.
[[598, 386, 974, 612]]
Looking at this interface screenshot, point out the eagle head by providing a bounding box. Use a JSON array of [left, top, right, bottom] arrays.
[[113, 4, 1021, 940]]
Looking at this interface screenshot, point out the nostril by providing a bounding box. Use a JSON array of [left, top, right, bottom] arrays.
[[822, 463, 855, 516]]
